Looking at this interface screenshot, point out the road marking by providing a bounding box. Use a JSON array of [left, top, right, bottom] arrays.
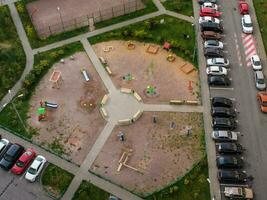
[[210, 87, 234, 90], [244, 39, 254, 48], [220, 183, 249, 187]]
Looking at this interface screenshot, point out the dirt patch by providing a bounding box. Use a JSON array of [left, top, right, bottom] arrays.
[[93, 40, 199, 104], [90, 112, 204, 195], [27, 52, 107, 164]]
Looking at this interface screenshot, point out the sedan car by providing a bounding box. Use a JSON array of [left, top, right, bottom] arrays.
[[216, 155, 244, 168], [201, 22, 223, 33], [206, 66, 227, 76], [254, 70, 266, 90], [199, 16, 220, 24], [11, 148, 36, 175], [212, 130, 238, 142], [204, 48, 223, 58], [211, 107, 236, 118], [201, 31, 222, 40], [212, 97, 233, 108], [201, 2, 218, 10], [218, 169, 247, 183], [198, 0, 217, 5], [216, 142, 243, 154], [0, 143, 24, 170], [239, 1, 249, 15], [0, 139, 9, 155], [257, 92, 267, 113], [207, 57, 229, 67], [25, 155, 46, 182], [251, 54, 262, 70], [208, 75, 231, 86], [204, 40, 223, 49], [241, 14, 253, 34], [199, 7, 222, 18], [224, 186, 253, 199], [212, 117, 237, 130]]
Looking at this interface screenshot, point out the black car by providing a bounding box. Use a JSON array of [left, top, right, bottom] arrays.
[[217, 169, 247, 183], [0, 143, 12, 160], [201, 22, 223, 33], [204, 48, 223, 58], [208, 75, 231, 86], [212, 97, 233, 108], [216, 155, 244, 168], [198, 0, 216, 5], [0, 143, 24, 170], [211, 107, 236, 118], [216, 142, 243, 154], [212, 117, 237, 130]]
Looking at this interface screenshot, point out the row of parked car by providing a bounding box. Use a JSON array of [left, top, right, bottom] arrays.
[[0, 137, 46, 182], [198, 0, 254, 199]]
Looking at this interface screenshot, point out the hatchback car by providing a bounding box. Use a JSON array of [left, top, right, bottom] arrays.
[[216, 155, 244, 168], [212, 117, 237, 130], [207, 57, 229, 67], [216, 142, 243, 154], [25, 155, 46, 182], [212, 130, 238, 142], [204, 40, 223, 49], [212, 97, 233, 108], [199, 7, 222, 18], [208, 75, 230, 86], [199, 16, 220, 24], [198, 0, 216, 5], [254, 70, 266, 90], [11, 148, 36, 175], [241, 14, 253, 34], [201, 2, 218, 10], [251, 55, 262, 70], [211, 107, 236, 118], [204, 48, 223, 58], [201, 22, 223, 33], [239, 1, 249, 15], [201, 31, 222, 40], [206, 66, 227, 76], [0, 143, 24, 170], [218, 169, 247, 183], [257, 92, 267, 113]]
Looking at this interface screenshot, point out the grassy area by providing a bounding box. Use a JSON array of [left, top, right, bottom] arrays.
[[15, 0, 157, 48], [253, 0, 267, 52], [0, 42, 83, 139], [0, 6, 26, 100], [72, 180, 110, 200], [162, 0, 193, 16], [42, 163, 74, 198], [89, 15, 196, 65]]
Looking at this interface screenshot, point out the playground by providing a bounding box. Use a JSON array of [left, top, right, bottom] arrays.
[[93, 40, 199, 104], [27, 52, 107, 164], [90, 111, 204, 195]]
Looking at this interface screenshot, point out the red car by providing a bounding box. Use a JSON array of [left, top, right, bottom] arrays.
[[200, 7, 222, 18], [11, 148, 36, 175], [239, 1, 249, 14]]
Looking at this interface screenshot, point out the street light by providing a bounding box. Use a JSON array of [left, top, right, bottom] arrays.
[[57, 6, 64, 31]]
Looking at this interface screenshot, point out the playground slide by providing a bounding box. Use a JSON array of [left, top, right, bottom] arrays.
[[81, 69, 90, 81], [45, 101, 58, 109]]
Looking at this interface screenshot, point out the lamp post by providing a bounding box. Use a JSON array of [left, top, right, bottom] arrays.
[[57, 6, 64, 31]]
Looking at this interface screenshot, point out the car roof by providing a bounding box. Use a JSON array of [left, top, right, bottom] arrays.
[[6, 144, 23, 155], [259, 92, 267, 101], [240, 2, 248, 8], [243, 14, 252, 22], [256, 70, 264, 78], [202, 7, 214, 12], [252, 54, 260, 61], [19, 150, 34, 162]]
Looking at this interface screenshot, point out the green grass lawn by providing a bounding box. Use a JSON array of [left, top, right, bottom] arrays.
[[162, 0, 193, 16], [0, 42, 83, 139], [90, 15, 196, 65], [72, 180, 110, 200], [0, 6, 26, 100], [15, 0, 157, 48], [42, 163, 74, 198]]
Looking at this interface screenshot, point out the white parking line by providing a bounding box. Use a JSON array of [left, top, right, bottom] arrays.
[[210, 87, 234, 90]]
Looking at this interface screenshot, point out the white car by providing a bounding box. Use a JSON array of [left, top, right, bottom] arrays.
[[241, 14, 253, 34], [202, 2, 218, 10], [251, 55, 262, 70], [212, 130, 238, 142], [25, 155, 46, 182], [199, 16, 220, 24], [206, 66, 227, 76], [207, 57, 230, 67], [204, 40, 223, 49], [0, 139, 9, 153], [254, 71, 266, 91]]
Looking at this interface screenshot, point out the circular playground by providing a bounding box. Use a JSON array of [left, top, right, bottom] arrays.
[[90, 111, 204, 195], [27, 52, 107, 164], [93, 40, 199, 104]]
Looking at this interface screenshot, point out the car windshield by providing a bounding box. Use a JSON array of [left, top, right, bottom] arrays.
[[209, 41, 218, 46], [16, 160, 25, 168], [262, 101, 267, 107], [28, 167, 37, 175], [258, 78, 265, 84], [254, 60, 261, 66], [244, 21, 252, 27]]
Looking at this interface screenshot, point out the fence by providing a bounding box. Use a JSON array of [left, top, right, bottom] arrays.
[[31, 0, 145, 38]]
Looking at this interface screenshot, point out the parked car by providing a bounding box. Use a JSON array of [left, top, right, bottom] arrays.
[[204, 40, 223, 49], [0, 139, 9, 156], [212, 117, 237, 130], [199, 7, 222, 18], [241, 14, 253, 34], [198, 0, 217, 5], [212, 130, 238, 142], [216, 155, 244, 168], [251, 54, 262, 70], [254, 70, 266, 90], [0, 143, 12, 160], [201, 31, 222, 40], [224, 186, 253, 199], [199, 16, 220, 24], [257, 92, 267, 113], [212, 97, 233, 108], [206, 66, 227, 76], [25, 155, 46, 182], [204, 48, 223, 58], [216, 142, 243, 154], [207, 57, 230, 67], [11, 148, 36, 175], [201, 22, 223, 33], [208, 75, 231, 86], [0, 143, 24, 170], [218, 169, 247, 183], [201, 2, 218, 10], [239, 1, 249, 14], [211, 107, 236, 118]]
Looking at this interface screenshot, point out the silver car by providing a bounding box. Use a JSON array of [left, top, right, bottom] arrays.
[[204, 40, 223, 49], [207, 57, 229, 67], [254, 71, 266, 90]]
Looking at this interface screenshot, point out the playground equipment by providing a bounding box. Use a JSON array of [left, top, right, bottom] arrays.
[[122, 73, 134, 81], [146, 44, 159, 54], [167, 54, 175, 62], [38, 107, 46, 121], [117, 149, 143, 174], [163, 42, 171, 51], [103, 46, 113, 52], [49, 70, 63, 89], [146, 85, 156, 95], [81, 69, 90, 81], [127, 41, 135, 50], [45, 101, 58, 109], [188, 80, 193, 92]]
